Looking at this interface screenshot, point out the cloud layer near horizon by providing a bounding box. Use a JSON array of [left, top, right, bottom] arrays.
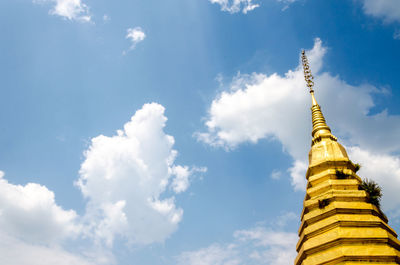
[[177, 212, 298, 265]]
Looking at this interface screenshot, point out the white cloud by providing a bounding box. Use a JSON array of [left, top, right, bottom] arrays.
[[170, 166, 192, 194], [0, 232, 95, 265], [273, 211, 297, 228], [208, 0, 299, 14], [196, 39, 325, 158], [209, 0, 260, 14], [348, 147, 400, 211], [0, 103, 202, 261], [0, 171, 96, 264], [170, 166, 207, 194], [178, 244, 240, 265], [177, 213, 297, 265], [234, 228, 297, 265], [0, 171, 80, 244], [34, 0, 91, 22], [362, 0, 400, 23], [77, 103, 202, 247], [198, 38, 400, 212], [125, 27, 146, 52], [288, 160, 307, 191]]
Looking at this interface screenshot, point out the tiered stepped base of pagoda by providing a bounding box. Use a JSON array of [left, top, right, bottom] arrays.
[[295, 159, 400, 265]]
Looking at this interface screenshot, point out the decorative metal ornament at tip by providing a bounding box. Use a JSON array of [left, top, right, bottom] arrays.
[[301, 50, 314, 93]]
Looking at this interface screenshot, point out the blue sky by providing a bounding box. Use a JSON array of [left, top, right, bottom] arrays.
[[0, 0, 400, 264]]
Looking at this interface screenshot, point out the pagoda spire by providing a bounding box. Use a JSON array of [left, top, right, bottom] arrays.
[[301, 50, 333, 142], [295, 50, 400, 265]]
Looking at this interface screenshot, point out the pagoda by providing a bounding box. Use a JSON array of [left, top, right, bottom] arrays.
[[295, 51, 400, 265]]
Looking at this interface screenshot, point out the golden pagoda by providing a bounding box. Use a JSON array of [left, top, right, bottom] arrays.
[[295, 51, 400, 265]]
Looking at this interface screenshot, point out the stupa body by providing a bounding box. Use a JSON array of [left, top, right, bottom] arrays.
[[295, 51, 400, 265]]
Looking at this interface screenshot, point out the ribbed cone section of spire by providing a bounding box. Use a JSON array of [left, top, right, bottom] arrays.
[[311, 104, 331, 138]]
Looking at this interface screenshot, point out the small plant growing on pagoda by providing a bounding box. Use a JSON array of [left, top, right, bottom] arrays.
[[318, 198, 330, 209], [359, 179, 382, 208], [335, 170, 349, 179], [354, 163, 361, 173]]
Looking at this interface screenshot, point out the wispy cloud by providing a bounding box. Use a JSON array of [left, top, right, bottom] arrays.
[[124, 27, 146, 54], [277, 0, 297, 11], [208, 0, 298, 14], [270, 170, 282, 180], [209, 0, 260, 14], [177, 213, 297, 265]]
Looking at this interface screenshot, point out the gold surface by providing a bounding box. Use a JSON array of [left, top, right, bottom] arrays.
[[295, 51, 400, 265]]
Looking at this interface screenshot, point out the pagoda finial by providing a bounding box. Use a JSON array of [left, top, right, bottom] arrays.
[[301, 50, 317, 106], [301, 50, 332, 141], [301, 50, 314, 93]]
